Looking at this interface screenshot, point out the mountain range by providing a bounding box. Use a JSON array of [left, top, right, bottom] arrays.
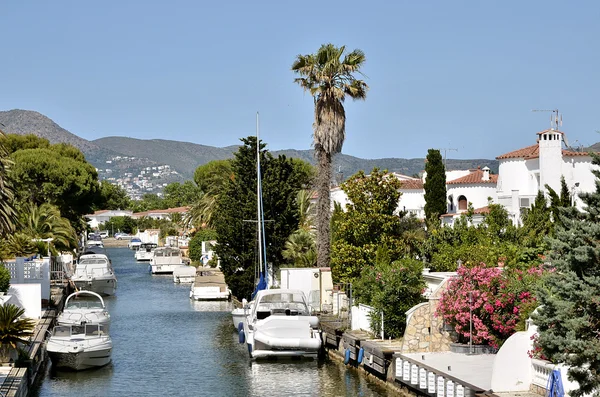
[[0, 109, 500, 183]]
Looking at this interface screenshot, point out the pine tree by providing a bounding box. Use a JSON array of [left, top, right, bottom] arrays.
[[534, 154, 600, 397], [424, 149, 447, 222]]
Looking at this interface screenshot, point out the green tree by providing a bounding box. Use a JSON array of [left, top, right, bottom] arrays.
[[0, 304, 34, 362], [129, 194, 165, 212], [10, 146, 100, 231], [20, 202, 78, 253], [96, 180, 131, 210], [331, 168, 406, 283], [193, 160, 232, 193], [424, 149, 446, 222], [163, 181, 201, 208], [1, 134, 50, 154], [534, 154, 600, 397], [213, 137, 311, 299], [188, 229, 218, 264], [103, 216, 137, 234], [0, 132, 16, 236], [292, 43, 368, 269]]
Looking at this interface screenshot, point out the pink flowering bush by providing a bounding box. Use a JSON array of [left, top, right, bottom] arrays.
[[435, 262, 542, 348]]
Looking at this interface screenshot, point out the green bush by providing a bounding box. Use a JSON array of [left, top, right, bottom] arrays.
[[188, 229, 217, 264], [355, 257, 425, 339], [0, 266, 11, 293]]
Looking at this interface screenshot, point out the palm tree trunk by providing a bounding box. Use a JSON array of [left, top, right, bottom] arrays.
[[316, 148, 332, 268]]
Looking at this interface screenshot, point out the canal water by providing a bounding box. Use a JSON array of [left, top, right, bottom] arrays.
[[34, 247, 393, 397]]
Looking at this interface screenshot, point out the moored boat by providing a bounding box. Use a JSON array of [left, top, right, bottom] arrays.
[[57, 290, 111, 332], [71, 253, 117, 296], [241, 289, 321, 360], [46, 324, 112, 371], [190, 269, 231, 300], [173, 266, 196, 283], [150, 247, 186, 274], [135, 243, 157, 261]]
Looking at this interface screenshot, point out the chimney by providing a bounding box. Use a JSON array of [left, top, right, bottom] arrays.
[[482, 166, 490, 181]]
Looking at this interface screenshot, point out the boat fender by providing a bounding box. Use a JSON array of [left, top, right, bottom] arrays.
[[344, 348, 351, 365], [357, 347, 364, 364], [238, 323, 245, 344], [148, 265, 152, 274]]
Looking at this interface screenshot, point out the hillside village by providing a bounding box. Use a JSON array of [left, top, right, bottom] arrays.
[[96, 155, 184, 199]]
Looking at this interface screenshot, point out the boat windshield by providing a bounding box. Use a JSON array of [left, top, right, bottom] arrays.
[[256, 292, 308, 314], [79, 258, 108, 265], [85, 324, 106, 336], [53, 326, 72, 337], [66, 299, 104, 310]]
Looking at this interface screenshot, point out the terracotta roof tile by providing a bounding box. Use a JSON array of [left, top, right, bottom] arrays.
[[496, 144, 539, 160], [497, 143, 591, 160], [399, 179, 424, 190], [446, 169, 498, 185], [473, 206, 490, 214]]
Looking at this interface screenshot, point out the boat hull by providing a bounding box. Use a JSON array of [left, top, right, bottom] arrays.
[[245, 316, 322, 360], [47, 337, 112, 371], [150, 264, 185, 274], [232, 308, 245, 330], [72, 277, 117, 296], [190, 288, 231, 301]]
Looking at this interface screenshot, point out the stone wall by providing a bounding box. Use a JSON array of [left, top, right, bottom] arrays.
[[400, 279, 454, 353]]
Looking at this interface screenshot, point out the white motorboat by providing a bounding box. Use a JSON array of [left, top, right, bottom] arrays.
[[47, 324, 112, 371], [190, 269, 231, 300], [241, 289, 321, 359], [135, 243, 158, 261], [71, 254, 117, 296], [173, 266, 196, 283], [57, 291, 111, 332], [150, 247, 186, 274]]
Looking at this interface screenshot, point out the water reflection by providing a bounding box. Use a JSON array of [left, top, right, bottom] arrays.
[[189, 300, 233, 312]]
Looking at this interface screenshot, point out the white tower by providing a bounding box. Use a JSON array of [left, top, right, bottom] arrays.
[[538, 128, 563, 194]]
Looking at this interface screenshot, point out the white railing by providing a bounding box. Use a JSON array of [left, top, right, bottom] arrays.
[[531, 358, 554, 388], [2, 257, 50, 300]]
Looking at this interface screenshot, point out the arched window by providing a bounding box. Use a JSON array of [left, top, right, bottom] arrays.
[[448, 195, 454, 212], [458, 195, 468, 211]]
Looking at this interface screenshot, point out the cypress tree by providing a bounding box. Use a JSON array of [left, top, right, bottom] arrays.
[[423, 149, 447, 222], [534, 154, 600, 397]]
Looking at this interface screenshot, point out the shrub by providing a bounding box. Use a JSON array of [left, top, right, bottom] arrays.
[[436, 262, 542, 348], [0, 266, 10, 293], [355, 257, 425, 339]]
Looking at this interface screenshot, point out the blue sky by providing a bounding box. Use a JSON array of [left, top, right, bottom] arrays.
[[1, 1, 599, 160]]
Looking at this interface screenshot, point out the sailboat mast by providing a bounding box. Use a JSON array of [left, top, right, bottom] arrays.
[[256, 112, 264, 281], [256, 113, 269, 285]]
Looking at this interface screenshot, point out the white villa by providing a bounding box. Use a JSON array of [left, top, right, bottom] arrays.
[[132, 206, 189, 220], [86, 209, 134, 229], [330, 126, 597, 225]]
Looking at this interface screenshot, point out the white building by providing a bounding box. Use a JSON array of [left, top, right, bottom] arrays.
[[86, 209, 134, 229], [328, 127, 597, 226], [495, 128, 594, 224]]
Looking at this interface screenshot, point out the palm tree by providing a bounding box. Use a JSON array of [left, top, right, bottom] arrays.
[[292, 43, 368, 268], [21, 202, 78, 253], [0, 130, 17, 236], [0, 304, 34, 362]]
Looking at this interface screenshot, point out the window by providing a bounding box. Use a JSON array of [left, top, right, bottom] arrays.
[[458, 195, 468, 210]]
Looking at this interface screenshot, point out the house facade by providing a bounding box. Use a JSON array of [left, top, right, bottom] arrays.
[[328, 127, 597, 226], [86, 209, 134, 229]]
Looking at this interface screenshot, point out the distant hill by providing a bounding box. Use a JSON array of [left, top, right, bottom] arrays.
[[93, 137, 238, 179], [94, 138, 500, 180], [0, 108, 501, 184], [0, 109, 120, 165]]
